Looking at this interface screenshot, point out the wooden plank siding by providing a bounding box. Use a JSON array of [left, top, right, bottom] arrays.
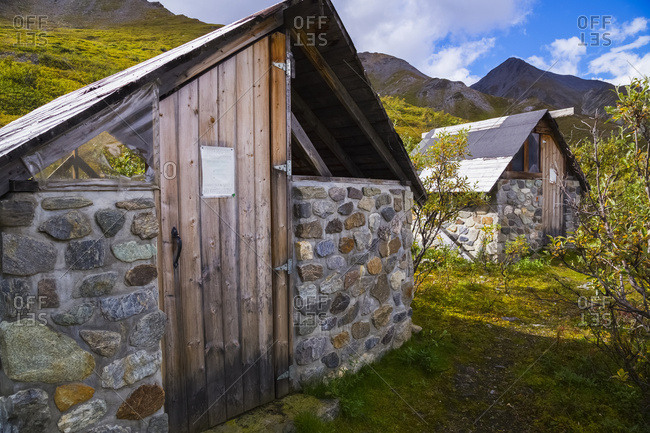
[[159, 34, 286, 432], [270, 31, 291, 399], [541, 133, 565, 237]]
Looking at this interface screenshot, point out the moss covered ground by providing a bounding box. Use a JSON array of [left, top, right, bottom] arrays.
[[304, 258, 649, 432]]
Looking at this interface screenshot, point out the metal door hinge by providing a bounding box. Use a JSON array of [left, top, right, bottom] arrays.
[[272, 55, 295, 78], [274, 259, 293, 274], [273, 160, 292, 176]]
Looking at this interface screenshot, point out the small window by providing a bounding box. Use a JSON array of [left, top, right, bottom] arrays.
[[22, 83, 156, 183], [509, 132, 541, 173]]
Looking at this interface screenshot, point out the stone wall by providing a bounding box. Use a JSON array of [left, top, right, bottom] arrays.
[[290, 179, 415, 386], [442, 205, 500, 258], [0, 189, 167, 433], [496, 179, 544, 251]]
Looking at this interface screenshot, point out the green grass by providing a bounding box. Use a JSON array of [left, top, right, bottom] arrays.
[[0, 17, 218, 126], [304, 259, 649, 432]]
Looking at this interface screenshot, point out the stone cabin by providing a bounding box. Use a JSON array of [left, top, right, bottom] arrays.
[[418, 108, 588, 259], [0, 1, 425, 432]]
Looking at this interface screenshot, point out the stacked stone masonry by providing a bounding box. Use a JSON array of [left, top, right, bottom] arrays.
[[0, 190, 167, 433], [291, 180, 415, 385]]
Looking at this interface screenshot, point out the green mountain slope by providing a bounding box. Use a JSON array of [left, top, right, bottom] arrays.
[[359, 52, 548, 122], [0, 0, 218, 126]]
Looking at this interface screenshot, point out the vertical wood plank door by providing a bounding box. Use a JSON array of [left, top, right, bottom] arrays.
[[158, 33, 289, 433], [541, 134, 565, 238]]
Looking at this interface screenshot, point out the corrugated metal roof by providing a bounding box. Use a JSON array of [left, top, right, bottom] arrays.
[[417, 110, 549, 192], [419, 109, 547, 159]]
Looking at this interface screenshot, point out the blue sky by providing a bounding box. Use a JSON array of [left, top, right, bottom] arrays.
[[156, 0, 650, 85]]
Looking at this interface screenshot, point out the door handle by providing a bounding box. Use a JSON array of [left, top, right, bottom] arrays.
[[172, 227, 182, 269]]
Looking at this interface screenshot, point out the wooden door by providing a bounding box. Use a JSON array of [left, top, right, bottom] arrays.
[[541, 133, 565, 237], [157, 33, 290, 433]]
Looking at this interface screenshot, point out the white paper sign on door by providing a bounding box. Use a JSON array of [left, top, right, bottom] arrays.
[[201, 146, 235, 197], [549, 168, 557, 184]]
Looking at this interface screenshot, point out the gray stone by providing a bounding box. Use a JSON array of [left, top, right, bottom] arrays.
[[57, 399, 107, 433], [42, 196, 92, 210], [337, 201, 354, 215], [125, 264, 158, 286], [101, 349, 162, 389], [326, 255, 346, 270], [0, 278, 30, 320], [111, 241, 156, 263], [365, 337, 379, 350], [293, 186, 327, 200], [0, 198, 35, 227], [320, 316, 337, 331], [1, 233, 57, 276], [382, 325, 395, 345], [375, 193, 392, 208], [295, 336, 328, 365], [325, 218, 343, 234], [95, 208, 126, 237], [353, 231, 372, 250], [131, 212, 159, 240], [115, 198, 155, 210], [328, 187, 346, 202], [0, 388, 50, 432], [80, 330, 122, 357], [77, 272, 118, 298], [363, 187, 380, 196], [351, 321, 370, 340], [357, 197, 375, 211], [312, 201, 336, 218], [297, 314, 318, 336], [321, 352, 340, 369], [0, 321, 95, 383], [370, 274, 390, 303], [368, 213, 382, 232], [296, 220, 323, 239], [38, 278, 59, 308], [372, 305, 393, 328], [384, 256, 398, 273], [130, 310, 167, 348], [100, 289, 156, 321], [52, 303, 95, 326], [297, 264, 323, 282], [393, 292, 402, 306], [330, 292, 350, 314], [319, 274, 343, 294], [39, 210, 92, 240], [148, 413, 169, 433], [352, 276, 374, 297], [315, 240, 335, 257], [394, 197, 403, 212], [393, 311, 408, 323], [377, 225, 391, 241], [88, 426, 132, 433], [66, 239, 106, 270], [347, 187, 362, 199], [390, 270, 406, 290], [294, 202, 312, 219], [338, 301, 360, 327], [381, 207, 396, 222]]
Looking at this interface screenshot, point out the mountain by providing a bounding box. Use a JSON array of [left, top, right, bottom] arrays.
[[359, 52, 546, 121], [0, 0, 183, 27], [471, 57, 616, 116]]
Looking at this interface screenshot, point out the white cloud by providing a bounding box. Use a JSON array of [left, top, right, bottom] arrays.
[[422, 38, 496, 84], [612, 35, 650, 53], [526, 36, 586, 75], [609, 17, 649, 41], [334, 0, 533, 82], [589, 50, 650, 85]]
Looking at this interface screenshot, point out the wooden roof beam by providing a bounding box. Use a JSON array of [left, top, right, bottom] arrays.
[[291, 113, 332, 177], [291, 90, 364, 177], [291, 28, 408, 182]]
